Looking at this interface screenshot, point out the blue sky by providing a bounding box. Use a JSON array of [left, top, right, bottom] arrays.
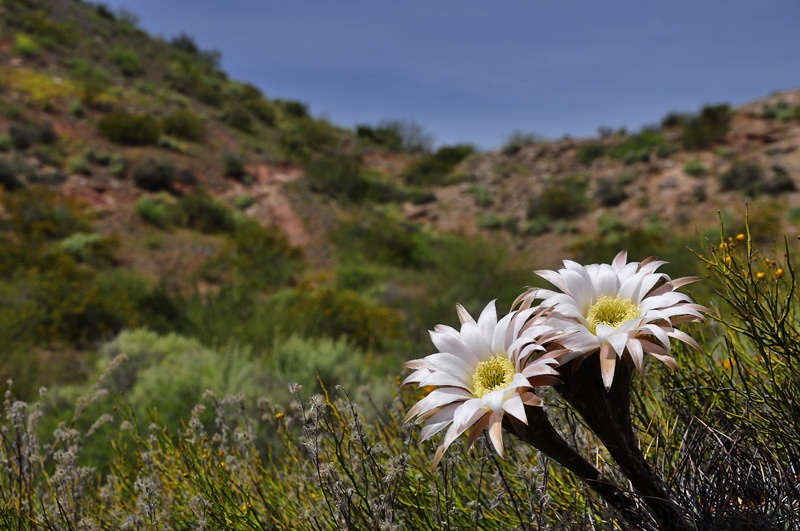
[[104, 1, 800, 150]]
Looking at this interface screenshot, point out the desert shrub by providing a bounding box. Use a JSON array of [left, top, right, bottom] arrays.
[[246, 98, 277, 126], [477, 213, 517, 232], [108, 153, 126, 177], [134, 194, 175, 229], [163, 110, 205, 142], [502, 131, 540, 155], [595, 175, 628, 207], [132, 157, 175, 192], [527, 174, 588, 220], [0, 135, 12, 152], [333, 211, 432, 269], [274, 98, 308, 119], [680, 103, 731, 150], [58, 232, 117, 266], [37, 121, 57, 144], [175, 188, 235, 234], [683, 159, 708, 177], [760, 100, 800, 122], [787, 206, 800, 224], [718, 161, 764, 196], [377, 119, 433, 153], [97, 112, 161, 146], [403, 144, 475, 186], [13, 33, 41, 57], [355, 124, 403, 151], [466, 184, 493, 207], [279, 117, 340, 162], [608, 130, 671, 164], [575, 142, 606, 165], [108, 46, 143, 77], [0, 186, 91, 244], [202, 220, 302, 289], [271, 280, 402, 350], [222, 105, 254, 133], [0, 158, 24, 191], [523, 217, 550, 235], [69, 60, 112, 106], [66, 155, 91, 176], [306, 155, 403, 203], [764, 165, 796, 195], [8, 124, 38, 150], [221, 151, 246, 179]]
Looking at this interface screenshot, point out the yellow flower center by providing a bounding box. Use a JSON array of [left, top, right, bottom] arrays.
[[586, 295, 640, 334], [472, 356, 516, 398]]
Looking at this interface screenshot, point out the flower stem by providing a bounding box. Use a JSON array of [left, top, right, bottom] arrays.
[[554, 356, 696, 531], [505, 406, 652, 530]]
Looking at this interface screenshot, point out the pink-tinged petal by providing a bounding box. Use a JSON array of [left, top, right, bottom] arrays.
[[460, 321, 492, 359], [418, 404, 459, 442], [639, 323, 671, 349], [450, 398, 488, 431], [403, 388, 471, 424], [522, 362, 560, 379], [668, 328, 701, 350], [492, 311, 515, 354], [456, 303, 475, 324], [618, 273, 645, 300], [417, 371, 470, 390], [477, 300, 499, 342], [627, 338, 644, 371], [600, 344, 617, 391], [501, 393, 527, 424], [429, 330, 481, 366], [521, 391, 543, 407], [593, 264, 621, 297], [605, 332, 629, 357], [423, 353, 474, 382], [638, 258, 667, 275], [594, 323, 616, 342], [640, 292, 692, 312], [672, 275, 702, 288], [402, 367, 432, 386], [433, 323, 459, 338], [487, 412, 505, 456], [535, 269, 577, 297], [638, 338, 669, 356], [465, 414, 491, 451], [612, 250, 628, 270], [650, 352, 678, 370]]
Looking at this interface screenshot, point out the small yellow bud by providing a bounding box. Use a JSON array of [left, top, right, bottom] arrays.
[[275, 412, 285, 420], [756, 272, 766, 280], [725, 256, 731, 265], [736, 233, 745, 241], [776, 268, 784, 278]]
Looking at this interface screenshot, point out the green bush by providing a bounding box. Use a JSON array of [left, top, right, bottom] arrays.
[[718, 161, 764, 196], [575, 142, 606, 165], [306, 156, 403, 203], [502, 131, 540, 155], [222, 105, 254, 133], [222, 152, 246, 179], [683, 159, 708, 177], [13, 33, 41, 57], [8, 124, 38, 150], [466, 184, 493, 207], [98, 112, 161, 146], [595, 176, 628, 207], [786, 205, 800, 224], [134, 195, 175, 229], [680, 104, 731, 150], [66, 155, 91, 176], [275, 99, 309, 119], [356, 124, 403, 151], [527, 174, 588, 220], [108, 46, 143, 77], [246, 98, 277, 126], [0, 135, 12, 152], [163, 110, 205, 142], [607, 130, 670, 164], [132, 157, 175, 192], [477, 213, 517, 232], [175, 188, 235, 234], [0, 158, 24, 191], [69, 60, 112, 106], [403, 144, 475, 186], [58, 232, 117, 266], [279, 118, 340, 162], [333, 211, 431, 268]]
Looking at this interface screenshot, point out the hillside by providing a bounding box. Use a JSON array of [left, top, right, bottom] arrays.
[[2, 0, 800, 397]]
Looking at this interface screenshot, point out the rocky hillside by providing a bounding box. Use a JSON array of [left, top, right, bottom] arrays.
[[2, 0, 800, 274]]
